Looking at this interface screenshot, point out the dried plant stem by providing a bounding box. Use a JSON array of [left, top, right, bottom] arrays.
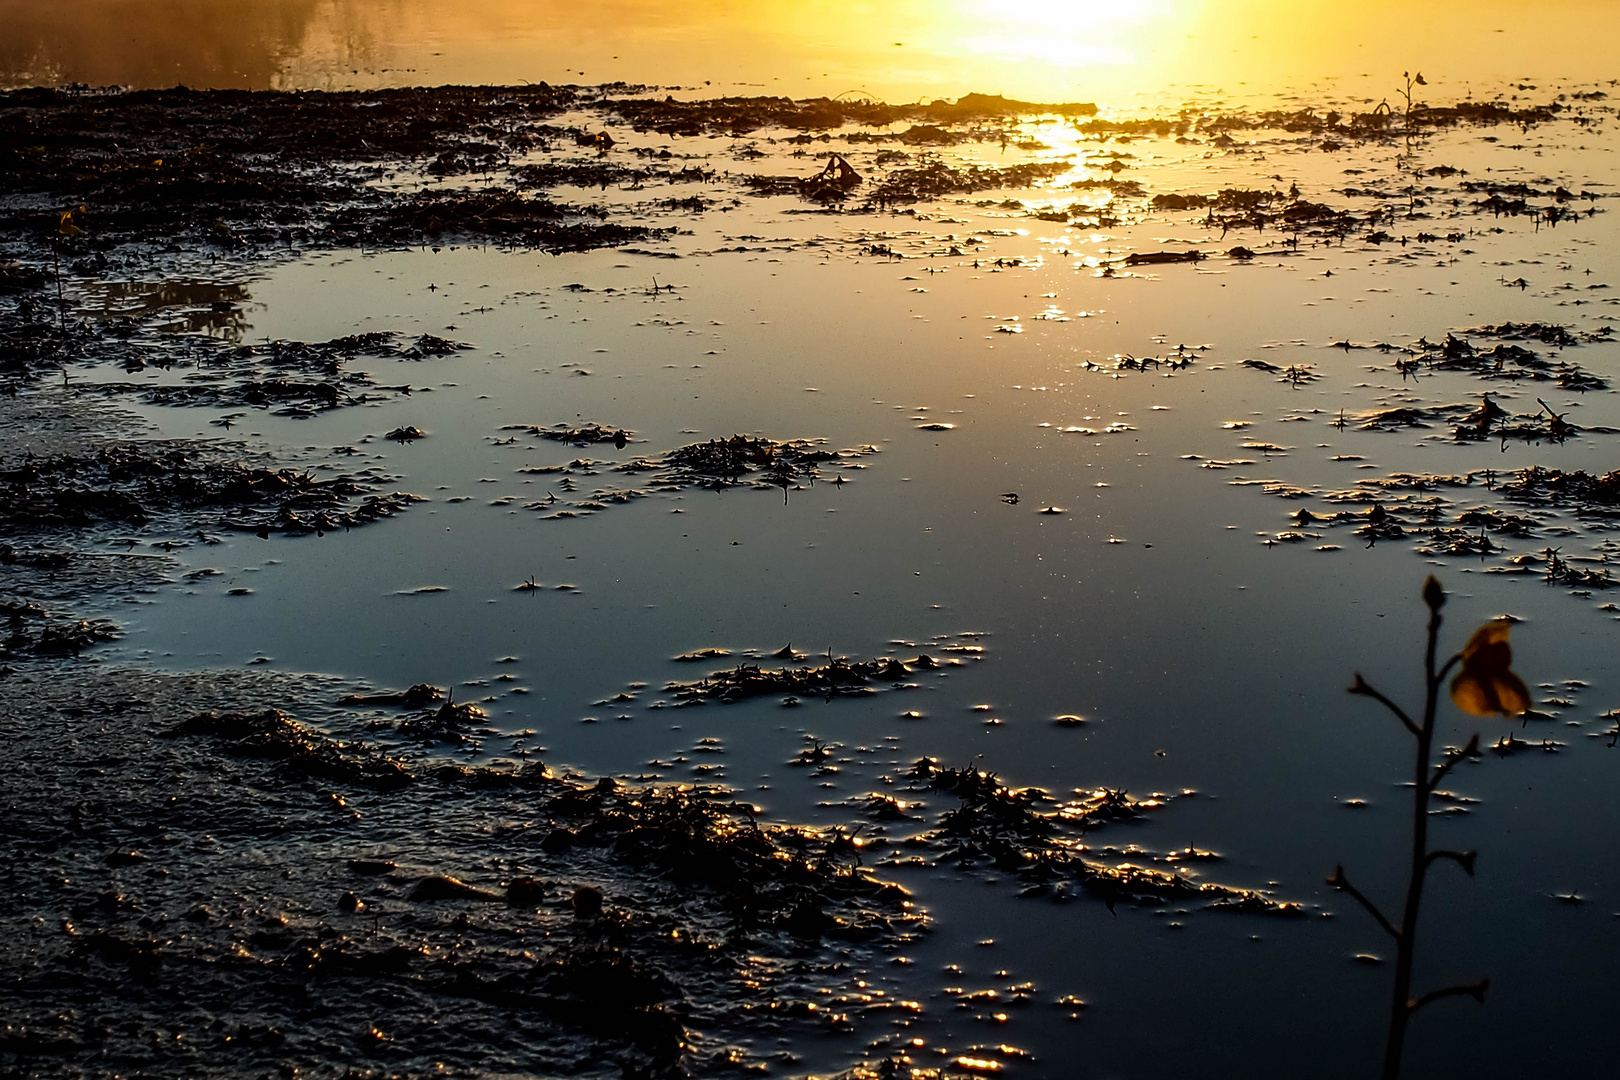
[[53, 244, 64, 331], [1342, 582, 1485, 1080], [1383, 598, 1445, 1078]]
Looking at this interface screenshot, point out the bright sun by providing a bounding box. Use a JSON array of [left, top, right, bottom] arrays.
[[949, 0, 1177, 71], [963, 0, 1169, 26]]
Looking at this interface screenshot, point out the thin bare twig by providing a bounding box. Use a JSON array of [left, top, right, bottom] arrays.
[[1422, 849, 1478, 877], [1328, 866, 1400, 940], [1349, 673, 1420, 736], [1409, 979, 1489, 1015], [1429, 732, 1481, 791]]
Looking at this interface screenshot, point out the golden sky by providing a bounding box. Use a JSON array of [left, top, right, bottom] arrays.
[[4, 0, 1617, 99]]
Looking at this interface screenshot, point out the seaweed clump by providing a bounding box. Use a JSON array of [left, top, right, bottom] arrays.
[[505, 421, 632, 447], [0, 595, 116, 657], [659, 434, 841, 489], [866, 159, 1072, 206], [171, 708, 413, 789], [1407, 327, 1610, 392], [396, 698, 493, 748], [665, 652, 941, 705], [1500, 467, 1620, 514], [356, 189, 664, 251], [1155, 188, 1357, 237], [0, 442, 418, 537], [903, 759, 1303, 915], [507, 434, 878, 519]]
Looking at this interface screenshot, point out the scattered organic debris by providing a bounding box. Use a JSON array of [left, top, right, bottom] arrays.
[[1402, 324, 1611, 393], [1499, 466, 1620, 513], [1239, 462, 1620, 599]]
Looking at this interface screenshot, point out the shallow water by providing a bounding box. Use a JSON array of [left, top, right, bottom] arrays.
[[5, 9, 1620, 1079], [41, 91, 1618, 1076]]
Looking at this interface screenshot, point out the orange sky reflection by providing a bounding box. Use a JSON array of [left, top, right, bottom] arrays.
[[3, 0, 1618, 103]]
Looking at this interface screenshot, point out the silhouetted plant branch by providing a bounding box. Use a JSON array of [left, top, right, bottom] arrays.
[[1397, 71, 1427, 216], [1336, 575, 1528, 1080]]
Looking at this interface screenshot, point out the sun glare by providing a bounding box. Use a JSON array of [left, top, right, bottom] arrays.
[[964, 0, 1170, 28], [946, 0, 1181, 81]]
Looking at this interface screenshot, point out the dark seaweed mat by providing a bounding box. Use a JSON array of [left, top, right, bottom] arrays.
[[0, 84, 662, 252], [602, 92, 1098, 139], [0, 441, 417, 538], [665, 653, 944, 706], [0, 83, 1589, 283], [0, 665, 925, 1079], [863, 160, 1073, 207]]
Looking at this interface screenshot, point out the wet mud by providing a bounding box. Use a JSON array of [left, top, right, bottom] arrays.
[[0, 666, 927, 1078]]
